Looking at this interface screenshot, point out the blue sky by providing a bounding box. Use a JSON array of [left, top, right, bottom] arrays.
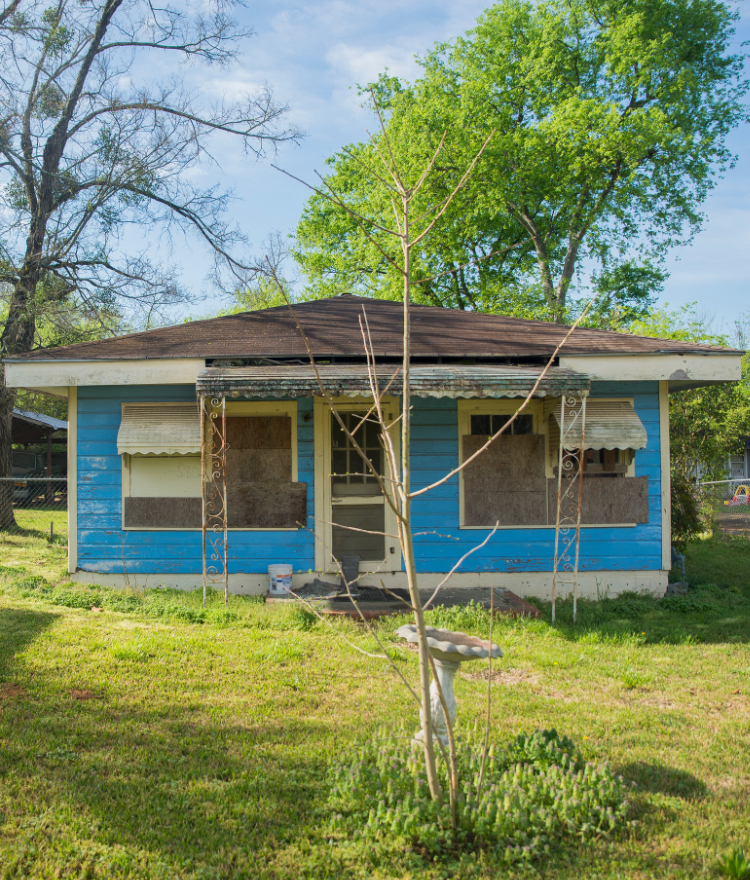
[[167, 0, 750, 333]]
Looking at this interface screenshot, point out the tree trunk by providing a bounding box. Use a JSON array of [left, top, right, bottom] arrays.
[[0, 221, 48, 530], [0, 384, 17, 530]]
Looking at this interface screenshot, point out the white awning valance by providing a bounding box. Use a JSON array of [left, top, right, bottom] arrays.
[[548, 399, 648, 450], [117, 403, 201, 455]]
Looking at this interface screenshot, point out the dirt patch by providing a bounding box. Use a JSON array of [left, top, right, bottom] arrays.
[[462, 667, 540, 686], [69, 688, 103, 700], [0, 682, 27, 700]]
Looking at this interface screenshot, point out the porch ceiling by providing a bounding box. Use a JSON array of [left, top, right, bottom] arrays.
[[196, 364, 591, 400]]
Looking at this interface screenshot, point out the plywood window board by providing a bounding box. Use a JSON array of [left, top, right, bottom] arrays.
[[462, 434, 548, 526], [124, 496, 202, 529], [547, 476, 649, 524], [222, 416, 307, 529], [460, 418, 650, 527]]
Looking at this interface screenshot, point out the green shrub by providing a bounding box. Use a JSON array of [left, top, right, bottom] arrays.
[[49, 589, 100, 609], [718, 848, 750, 879], [671, 470, 705, 549], [329, 728, 630, 862], [661, 595, 717, 614]]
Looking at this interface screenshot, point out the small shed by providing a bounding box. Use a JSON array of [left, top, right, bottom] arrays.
[[12, 409, 67, 446]]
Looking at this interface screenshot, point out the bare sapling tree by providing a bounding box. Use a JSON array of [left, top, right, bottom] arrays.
[[272, 95, 595, 814], [0, 0, 300, 527]]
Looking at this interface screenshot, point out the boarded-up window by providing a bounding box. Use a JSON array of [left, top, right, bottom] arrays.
[[124, 496, 202, 529], [221, 416, 307, 529], [122, 407, 306, 530], [462, 434, 547, 526], [547, 477, 649, 524], [544, 397, 650, 525]]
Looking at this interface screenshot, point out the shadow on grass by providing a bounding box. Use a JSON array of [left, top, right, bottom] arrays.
[[0, 606, 58, 678], [619, 760, 708, 800], [1, 689, 338, 877]]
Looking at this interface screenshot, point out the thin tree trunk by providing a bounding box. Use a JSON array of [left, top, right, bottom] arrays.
[[401, 193, 442, 803]]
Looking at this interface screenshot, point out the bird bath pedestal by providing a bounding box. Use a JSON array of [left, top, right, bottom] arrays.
[[396, 625, 502, 746]]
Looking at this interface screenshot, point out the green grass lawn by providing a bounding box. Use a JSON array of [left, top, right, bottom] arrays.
[[0, 527, 749, 879]]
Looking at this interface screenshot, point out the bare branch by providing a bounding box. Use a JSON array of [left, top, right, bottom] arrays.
[[411, 131, 495, 248], [422, 524, 500, 610], [411, 295, 598, 498]]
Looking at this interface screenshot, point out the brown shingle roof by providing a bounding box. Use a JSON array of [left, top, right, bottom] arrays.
[[6, 294, 741, 361]]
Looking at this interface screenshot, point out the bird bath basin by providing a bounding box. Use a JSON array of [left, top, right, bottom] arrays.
[[396, 625, 502, 746]]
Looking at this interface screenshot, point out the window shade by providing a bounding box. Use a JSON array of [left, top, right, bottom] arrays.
[[117, 403, 201, 455], [548, 400, 647, 450]]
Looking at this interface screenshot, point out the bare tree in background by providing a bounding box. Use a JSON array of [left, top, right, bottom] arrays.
[[0, 0, 301, 527]]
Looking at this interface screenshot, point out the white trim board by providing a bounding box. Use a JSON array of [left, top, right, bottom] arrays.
[[5, 358, 205, 389], [560, 352, 741, 383], [660, 381, 672, 571], [67, 386, 78, 574], [72, 568, 668, 599]]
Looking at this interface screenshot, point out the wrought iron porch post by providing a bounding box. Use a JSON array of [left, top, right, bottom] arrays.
[[552, 395, 587, 623], [201, 395, 229, 607]]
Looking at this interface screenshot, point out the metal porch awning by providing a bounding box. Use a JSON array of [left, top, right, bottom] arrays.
[[196, 364, 591, 400]]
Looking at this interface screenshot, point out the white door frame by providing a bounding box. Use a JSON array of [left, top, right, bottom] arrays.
[[313, 395, 402, 574]]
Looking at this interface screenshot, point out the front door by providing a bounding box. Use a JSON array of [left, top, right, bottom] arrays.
[[318, 400, 401, 574]]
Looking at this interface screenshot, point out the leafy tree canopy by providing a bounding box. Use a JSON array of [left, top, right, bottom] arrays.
[[294, 0, 747, 322], [631, 304, 750, 481]]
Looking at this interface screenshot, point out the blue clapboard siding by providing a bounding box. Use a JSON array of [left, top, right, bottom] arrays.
[[407, 382, 663, 573], [77, 380, 664, 577], [77, 387, 316, 575]]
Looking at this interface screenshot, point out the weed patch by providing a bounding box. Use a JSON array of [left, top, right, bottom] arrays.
[[329, 728, 630, 863]]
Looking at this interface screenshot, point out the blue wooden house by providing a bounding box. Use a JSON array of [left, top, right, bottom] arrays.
[[5, 295, 742, 598]]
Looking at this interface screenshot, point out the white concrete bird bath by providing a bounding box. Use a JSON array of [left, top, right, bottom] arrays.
[[396, 624, 503, 746]]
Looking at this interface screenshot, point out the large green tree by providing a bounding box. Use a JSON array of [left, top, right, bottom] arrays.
[[295, 0, 746, 319]]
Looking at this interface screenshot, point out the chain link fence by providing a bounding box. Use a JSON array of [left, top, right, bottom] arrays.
[[0, 476, 68, 538], [696, 478, 750, 538]]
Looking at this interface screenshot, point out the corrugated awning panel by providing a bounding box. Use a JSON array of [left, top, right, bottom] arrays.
[[548, 399, 647, 450], [196, 364, 591, 400], [117, 403, 201, 455]]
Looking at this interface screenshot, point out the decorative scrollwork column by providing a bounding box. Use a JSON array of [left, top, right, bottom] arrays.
[[552, 395, 587, 623], [201, 395, 228, 606]]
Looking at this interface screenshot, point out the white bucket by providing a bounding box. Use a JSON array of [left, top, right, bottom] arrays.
[[268, 564, 293, 596]]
